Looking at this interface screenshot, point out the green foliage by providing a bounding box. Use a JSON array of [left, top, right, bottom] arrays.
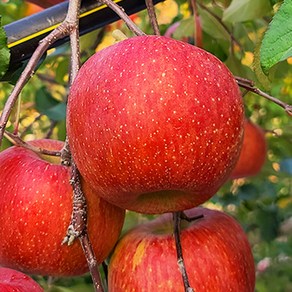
[[260, 0, 292, 73], [35, 87, 66, 121], [0, 18, 10, 79], [223, 0, 272, 23]]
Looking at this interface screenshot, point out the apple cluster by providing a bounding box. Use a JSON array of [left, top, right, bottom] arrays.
[[0, 35, 261, 290]]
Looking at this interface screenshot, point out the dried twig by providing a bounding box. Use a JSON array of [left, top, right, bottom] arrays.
[[236, 76, 292, 116]]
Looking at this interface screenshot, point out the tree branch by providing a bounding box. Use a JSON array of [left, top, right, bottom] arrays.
[[0, 17, 78, 146], [59, 1, 103, 291], [62, 161, 104, 292], [4, 131, 61, 157], [235, 76, 292, 116], [145, 0, 161, 35], [98, 0, 146, 36]]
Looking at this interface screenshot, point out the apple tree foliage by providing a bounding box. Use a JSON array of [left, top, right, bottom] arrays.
[[0, 0, 291, 291]]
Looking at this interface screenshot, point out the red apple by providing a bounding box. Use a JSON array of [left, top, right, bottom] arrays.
[[0, 139, 125, 277], [0, 267, 43, 292], [108, 207, 255, 291], [67, 35, 244, 214], [230, 119, 267, 179]]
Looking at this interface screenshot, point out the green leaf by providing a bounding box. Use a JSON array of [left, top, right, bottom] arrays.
[[172, 18, 194, 40], [260, 0, 292, 73], [280, 158, 292, 174], [255, 206, 280, 242], [35, 87, 66, 121], [253, 34, 272, 90], [223, 0, 272, 23], [0, 17, 10, 79], [198, 6, 231, 41]]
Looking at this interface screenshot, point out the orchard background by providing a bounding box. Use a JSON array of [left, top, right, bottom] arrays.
[[0, 0, 291, 291]]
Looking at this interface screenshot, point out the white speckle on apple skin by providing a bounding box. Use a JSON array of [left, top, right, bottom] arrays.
[[67, 35, 244, 214]]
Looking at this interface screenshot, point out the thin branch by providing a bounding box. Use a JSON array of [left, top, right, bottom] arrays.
[[20, 114, 43, 138], [173, 212, 194, 292], [62, 161, 104, 292], [45, 120, 58, 139], [80, 234, 104, 291], [235, 76, 292, 116], [61, 1, 103, 291], [145, 0, 161, 35], [98, 0, 146, 36], [0, 21, 77, 146], [4, 131, 61, 157]]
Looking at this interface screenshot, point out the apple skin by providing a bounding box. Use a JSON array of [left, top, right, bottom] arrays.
[[67, 35, 244, 214], [230, 119, 267, 179], [0, 267, 43, 292], [0, 139, 125, 277], [108, 207, 255, 292]]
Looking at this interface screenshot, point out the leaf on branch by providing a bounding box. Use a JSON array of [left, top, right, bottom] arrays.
[[223, 0, 272, 23], [198, 7, 230, 41], [260, 0, 292, 73], [0, 17, 10, 79]]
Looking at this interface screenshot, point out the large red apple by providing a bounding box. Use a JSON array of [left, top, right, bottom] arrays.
[[67, 35, 244, 214], [230, 119, 267, 179], [108, 207, 255, 291], [0, 267, 43, 292], [0, 139, 125, 277]]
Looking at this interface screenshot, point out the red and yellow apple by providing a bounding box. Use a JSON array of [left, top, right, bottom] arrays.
[[0, 267, 43, 292], [230, 119, 267, 179], [108, 207, 255, 292], [67, 35, 244, 214], [0, 139, 125, 277]]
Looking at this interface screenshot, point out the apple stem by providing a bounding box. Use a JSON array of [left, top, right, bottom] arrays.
[[180, 212, 204, 222], [236, 76, 292, 116], [99, 0, 146, 36], [173, 211, 195, 292], [145, 0, 161, 35], [4, 130, 61, 157]]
